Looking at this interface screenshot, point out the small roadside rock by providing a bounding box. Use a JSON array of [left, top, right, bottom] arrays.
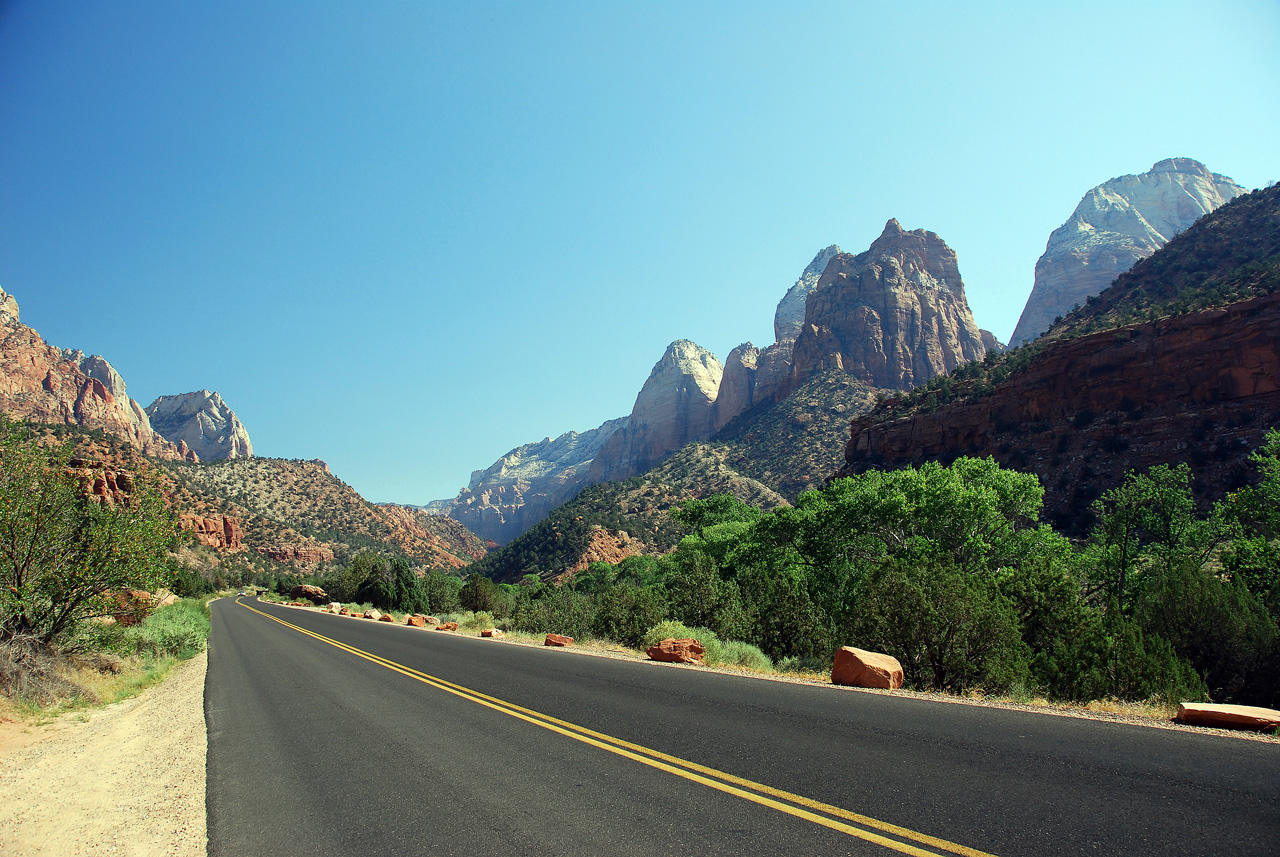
[[0, 651, 208, 856]]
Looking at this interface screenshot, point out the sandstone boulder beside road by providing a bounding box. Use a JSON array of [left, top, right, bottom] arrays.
[[831, 646, 904, 689]]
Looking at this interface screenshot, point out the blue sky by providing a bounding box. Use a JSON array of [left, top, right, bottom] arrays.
[[2, 1, 1277, 504]]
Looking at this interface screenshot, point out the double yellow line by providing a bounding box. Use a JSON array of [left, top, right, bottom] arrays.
[[237, 599, 996, 857]]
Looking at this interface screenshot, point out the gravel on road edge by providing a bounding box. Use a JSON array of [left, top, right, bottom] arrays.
[[0, 650, 208, 857]]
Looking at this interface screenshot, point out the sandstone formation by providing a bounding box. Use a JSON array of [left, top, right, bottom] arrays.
[[588, 340, 724, 484], [1009, 158, 1245, 346], [789, 220, 988, 395], [177, 513, 244, 551], [714, 343, 761, 432], [0, 287, 18, 324], [831, 646, 904, 689], [0, 317, 186, 459], [256, 544, 335, 564], [146, 390, 253, 460], [560, 527, 645, 580], [439, 417, 628, 546], [646, 638, 707, 664], [712, 246, 847, 430], [774, 245, 842, 341], [289, 584, 328, 604], [1175, 703, 1280, 731], [840, 292, 1280, 534], [544, 633, 573, 647]]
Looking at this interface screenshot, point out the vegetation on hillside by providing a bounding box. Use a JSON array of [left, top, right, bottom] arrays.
[[466, 440, 1280, 707], [713, 369, 881, 500], [466, 443, 786, 583], [160, 456, 485, 568]]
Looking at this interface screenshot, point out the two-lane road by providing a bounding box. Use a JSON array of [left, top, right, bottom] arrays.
[[205, 597, 1280, 856]]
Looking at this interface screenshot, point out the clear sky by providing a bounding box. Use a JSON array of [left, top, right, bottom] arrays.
[[2, 1, 1277, 504]]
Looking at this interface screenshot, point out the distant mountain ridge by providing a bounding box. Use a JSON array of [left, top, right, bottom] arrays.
[[1009, 158, 1245, 346]]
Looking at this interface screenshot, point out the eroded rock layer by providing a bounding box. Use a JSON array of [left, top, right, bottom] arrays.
[[839, 293, 1280, 533]]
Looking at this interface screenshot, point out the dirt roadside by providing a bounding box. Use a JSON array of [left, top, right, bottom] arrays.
[[0, 651, 207, 857]]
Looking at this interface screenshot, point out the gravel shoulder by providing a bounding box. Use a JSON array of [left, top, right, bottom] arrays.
[[0, 651, 208, 857]]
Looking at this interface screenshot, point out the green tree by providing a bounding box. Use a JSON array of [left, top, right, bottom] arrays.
[[423, 569, 462, 614], [0, 419, 175, 644]]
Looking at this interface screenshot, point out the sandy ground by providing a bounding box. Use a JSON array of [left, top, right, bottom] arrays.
[[0, 651, 207, 857]]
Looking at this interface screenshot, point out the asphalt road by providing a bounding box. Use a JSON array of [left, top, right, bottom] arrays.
[[205, 597, 1280, 856]]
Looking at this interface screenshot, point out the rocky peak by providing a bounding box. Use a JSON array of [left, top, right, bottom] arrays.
[[146, 390, 253, 460], [0, 288, 18, 325], [773, 244, 841, 341], [1009, 158, 1246, 346], [587, 339, 724, 485], [787, 220, 986, 394]]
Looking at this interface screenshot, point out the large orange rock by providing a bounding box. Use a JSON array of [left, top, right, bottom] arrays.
[[406, 616, 427, 627], [290, 584, 328, 604], [646, 638, 706, 664], [831, 646, 904, 689], [339, 607, 351, 616], [544, 633, 574, 647], [436, 622, 458, 631], [1175, 703, 1280, 731], [378, 613, 394, 622], [480, 628, 503, 638]]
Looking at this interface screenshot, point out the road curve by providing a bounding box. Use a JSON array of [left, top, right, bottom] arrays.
[[205, 598, 1280, 856]]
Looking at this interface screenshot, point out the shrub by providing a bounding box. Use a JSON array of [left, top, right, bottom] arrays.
[[590, 585, 667, 649], [707, 640, 772, 671], [121, 599, 210, 660]]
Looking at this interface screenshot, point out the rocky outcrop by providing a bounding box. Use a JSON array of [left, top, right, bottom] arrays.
[[439, 417, 627, 546], [66, 458, 138, 506], [979, 330, 1006, 354], [289, 584, 328, 604], [1009, 158, 1246, 346], [831, 647, 904, 689], [840, 292, 1280, 534], [714, 343, 760, 432], [588, 340, 724, 484], [774, 245, 842, 341], [146, 390, 252, 460], [256, 545, 335, 564], [0, 288, 18, 325], [647, 638, 707, 664], [789, 220, 987, 395], [0, 319, 186, 459], [559, 527, 645, 581], [712, 247, 846, 430], [178, 513, 244, 551]]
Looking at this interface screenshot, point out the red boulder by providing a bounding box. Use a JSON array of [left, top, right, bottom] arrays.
[[646, 638, 706, 664], [831, 646, 904, 689]]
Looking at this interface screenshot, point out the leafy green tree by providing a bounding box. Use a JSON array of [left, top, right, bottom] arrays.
[[424, 569, 462, 614], [459, 573, 514, 618], [0, 419, 174, 644], [1086, 464, 1233, 614], [851, 556, 1029, 693], [591, 584, 667, 648]]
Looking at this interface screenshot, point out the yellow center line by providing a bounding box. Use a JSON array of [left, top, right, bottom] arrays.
[[235, 599, 999, 857]]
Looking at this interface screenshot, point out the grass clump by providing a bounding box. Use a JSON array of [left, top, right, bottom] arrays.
[[641, 621, 772, 671]]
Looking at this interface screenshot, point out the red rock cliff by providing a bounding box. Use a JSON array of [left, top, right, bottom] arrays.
[[839, 293, 1280, 532]]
